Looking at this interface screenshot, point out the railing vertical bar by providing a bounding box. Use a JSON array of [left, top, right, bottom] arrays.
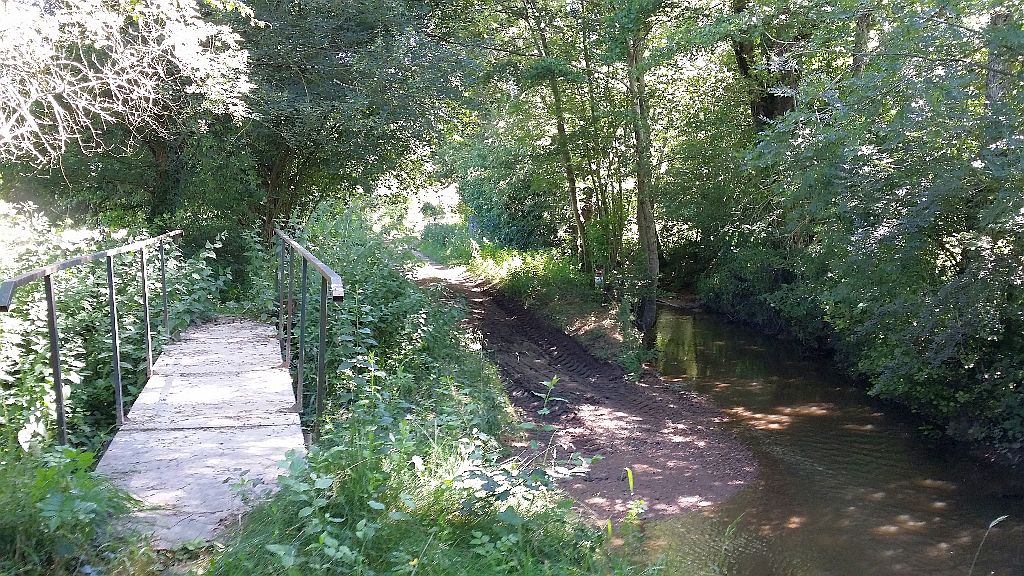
[[140, 247, 153, 377], [285, 246, 294, 367], [159, 241, 169, 337], [277, 238, 285, 359], [295, 259, 308, 413], [314, 276, 328, 440], [106, 255, 125, 426], [43, 275, 67, 445]]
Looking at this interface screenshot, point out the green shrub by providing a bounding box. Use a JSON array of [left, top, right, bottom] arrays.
[[0, 447, 146, 575], [420, 222, 475, 263]]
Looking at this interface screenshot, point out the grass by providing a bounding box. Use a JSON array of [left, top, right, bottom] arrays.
[[0, 446, 161, 576]]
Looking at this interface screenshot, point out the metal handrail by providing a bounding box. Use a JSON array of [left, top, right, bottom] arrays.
[[0, 230, 183, 444], [274, 229, 344, 440]]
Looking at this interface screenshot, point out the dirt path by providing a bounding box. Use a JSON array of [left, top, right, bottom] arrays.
[[414, 259, 756, 521]]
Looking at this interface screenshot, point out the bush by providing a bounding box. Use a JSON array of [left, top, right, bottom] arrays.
[[419, 222, 475, 263], [0, 446, 150, 575]]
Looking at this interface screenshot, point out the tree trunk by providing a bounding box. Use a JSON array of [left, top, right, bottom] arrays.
[[851, 5, 873, 76], [261, 147, 293, 239], [530, 6, 592, 275], [626, 33, 659, 344], [731, 0, 799, 132], [579, 2, 612, 272], [146, 135, 185, 224], [549, 77, 592, 275], [985, 10, 1013, 148]]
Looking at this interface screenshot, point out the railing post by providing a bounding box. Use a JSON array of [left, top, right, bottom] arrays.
[[106, 255, 125, 426], [277, 237, 285, 359], [314, 275, 328, 440], [140, 247, 153, 376], [285, 247, 295, 367], [43, 275, 67, 445], [159, 241, 169, 337], [296, 259, 308, 413]]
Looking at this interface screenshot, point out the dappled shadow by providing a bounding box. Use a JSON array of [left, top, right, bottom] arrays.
[[414, 260, 757, 520]]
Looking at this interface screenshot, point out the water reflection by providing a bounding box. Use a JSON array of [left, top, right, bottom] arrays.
[[650, 308, 1024, 576]]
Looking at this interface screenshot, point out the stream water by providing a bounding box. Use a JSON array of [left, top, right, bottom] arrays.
[[649, 307, 1024, 575]]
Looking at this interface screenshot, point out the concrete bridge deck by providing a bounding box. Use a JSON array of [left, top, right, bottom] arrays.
[[96, 318, 305, 548]]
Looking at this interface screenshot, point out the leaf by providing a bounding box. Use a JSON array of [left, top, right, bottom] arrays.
[[496, 507, 524, 525], [989, 515, 1009, 529], [399, 492, 417, 510], [313, 476, 334, 489], [367, 500, 385, 510], [265, 544, 297, 568]]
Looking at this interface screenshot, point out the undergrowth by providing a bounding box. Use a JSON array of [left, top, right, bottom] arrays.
[[209, 204, 655, 575], [0, 201, 228, 451], [0, 447, 159, 576]]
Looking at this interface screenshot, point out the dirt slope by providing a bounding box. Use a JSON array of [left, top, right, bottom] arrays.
[[415, 259, 756, 520]]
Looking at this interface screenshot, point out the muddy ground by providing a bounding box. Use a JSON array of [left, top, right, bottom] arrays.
[[415, 260, 756, 521]]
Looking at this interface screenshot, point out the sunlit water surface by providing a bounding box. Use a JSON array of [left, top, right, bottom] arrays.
[[649, 308, 1024, 576]]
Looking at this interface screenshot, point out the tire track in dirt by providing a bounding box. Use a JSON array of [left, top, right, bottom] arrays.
[[414, 259, 757, 520]]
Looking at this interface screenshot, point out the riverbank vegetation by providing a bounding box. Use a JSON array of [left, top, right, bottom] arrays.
[[429, 1, 1024, 459], [419, 221, 652, 376]]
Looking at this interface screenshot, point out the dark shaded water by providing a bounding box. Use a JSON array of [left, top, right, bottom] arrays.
[[650, 308, 1024, 576]]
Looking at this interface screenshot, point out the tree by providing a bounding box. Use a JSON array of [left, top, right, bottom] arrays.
[[237, 0, 465, 236], [0, 0, 250, 165]]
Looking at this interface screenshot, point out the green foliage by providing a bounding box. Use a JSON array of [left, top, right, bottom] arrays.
[[0, 202, 229, 450], [420, 222, 476, 263], [438, 115, 562, 250], [679, 0, 1024, 454], [211, 204, 641, 575], [0, 446, 149, 575], [437, 0, 1024, 457], [469, 244, 594, 310]]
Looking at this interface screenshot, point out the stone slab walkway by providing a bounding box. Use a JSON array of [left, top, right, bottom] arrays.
[[96, 318, 305, 548]]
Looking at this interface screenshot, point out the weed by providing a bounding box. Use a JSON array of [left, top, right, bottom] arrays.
[[0, 445, 155, 575], [968, 515, 1008, 576], [533, 376, 566, 416]]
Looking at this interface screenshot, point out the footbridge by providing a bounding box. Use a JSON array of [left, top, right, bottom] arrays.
[[0, 230, 342, 547]]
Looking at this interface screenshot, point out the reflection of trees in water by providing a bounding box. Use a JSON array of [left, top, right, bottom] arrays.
[[656, 312, 698, 377], [653, 309, 1024, 576]]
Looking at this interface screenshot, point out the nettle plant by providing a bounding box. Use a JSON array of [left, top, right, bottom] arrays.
[[0, 202, 229, 451]]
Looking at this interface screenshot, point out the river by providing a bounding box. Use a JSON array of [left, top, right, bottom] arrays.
[[649, 307, 1024, 575]]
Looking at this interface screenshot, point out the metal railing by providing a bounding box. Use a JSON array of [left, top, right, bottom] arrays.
[[0, 230, 183, 444], [274, 229, 344, 439]]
